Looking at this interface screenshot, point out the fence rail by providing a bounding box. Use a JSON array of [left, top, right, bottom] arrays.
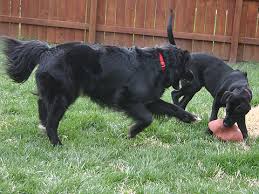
[[1, 0, 259, 62]]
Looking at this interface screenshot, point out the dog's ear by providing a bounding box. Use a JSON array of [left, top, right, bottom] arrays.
[[183, 69, 194, 82], [244, 88, 253, 101], [243, 71, 248, 77], [183, 50, 191, 64], [221, 91, 233, 104]]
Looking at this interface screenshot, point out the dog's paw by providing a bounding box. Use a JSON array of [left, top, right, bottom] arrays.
[[180, 112, 197, 123], [51, 139, 62, 146], [206, 127, 213, 135], [128, 131, 137, 139], [38, 124, 47, 134]]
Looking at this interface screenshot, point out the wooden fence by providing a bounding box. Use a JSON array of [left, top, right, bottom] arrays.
[[0, 0, 259, 62]]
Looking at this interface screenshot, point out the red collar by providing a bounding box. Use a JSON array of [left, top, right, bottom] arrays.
[[159, 53, 166, 72]]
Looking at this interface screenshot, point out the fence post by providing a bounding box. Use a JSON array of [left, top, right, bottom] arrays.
[[88, 0, 98, 43], [229, 0, 243, 63]]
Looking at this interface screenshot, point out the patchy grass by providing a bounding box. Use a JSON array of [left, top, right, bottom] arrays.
[[0, 52, 259, 193]]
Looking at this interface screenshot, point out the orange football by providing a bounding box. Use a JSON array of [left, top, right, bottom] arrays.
[[208, 119, 243, 142]]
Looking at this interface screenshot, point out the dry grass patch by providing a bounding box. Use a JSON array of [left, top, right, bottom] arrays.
[[246, 106, 259, 138]]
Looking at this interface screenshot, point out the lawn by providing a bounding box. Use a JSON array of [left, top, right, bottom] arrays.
[[0, 52, 259, 193]]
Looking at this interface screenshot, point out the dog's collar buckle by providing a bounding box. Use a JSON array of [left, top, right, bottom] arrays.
[[159, 53, 166, 72]]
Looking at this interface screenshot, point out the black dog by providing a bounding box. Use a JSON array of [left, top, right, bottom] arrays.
[[167, 13, 252, 139], [1, 35, 196, 145]]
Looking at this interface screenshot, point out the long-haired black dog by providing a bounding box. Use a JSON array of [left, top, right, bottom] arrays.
[[167, 11, 252, 139], [1, 33, 196, 145]]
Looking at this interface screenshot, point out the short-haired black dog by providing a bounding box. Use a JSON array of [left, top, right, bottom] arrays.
[[167, 13, 252, 139], [1, 34, 196, 145]]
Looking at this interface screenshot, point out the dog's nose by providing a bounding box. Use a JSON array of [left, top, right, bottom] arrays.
[[223, 118, 234, 127]]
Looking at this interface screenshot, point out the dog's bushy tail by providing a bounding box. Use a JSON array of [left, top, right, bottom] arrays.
[[1, 37, 50, 83]]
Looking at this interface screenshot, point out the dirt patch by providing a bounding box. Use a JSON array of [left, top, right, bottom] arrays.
[[246, 106, 259, 138]]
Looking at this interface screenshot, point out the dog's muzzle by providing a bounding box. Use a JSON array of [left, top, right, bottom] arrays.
[[223, 118, 235, 127]]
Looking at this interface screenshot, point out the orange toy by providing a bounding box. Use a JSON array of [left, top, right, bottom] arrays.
[[208, 119, 243, 142]]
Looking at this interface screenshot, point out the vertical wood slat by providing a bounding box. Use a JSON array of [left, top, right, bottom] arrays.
[[134, 0, 146, 47], [114, 0, 127, 46], [104, 0, 116, 44], [9, 0, 20, 37], [213, 0, 227, 60], [96, 0, 106, 43], [203, 0, 217, 55], [242, 1, 258, 61], [144, 0, 156, 47], [124, 0, 136, 46], [152, 0, 167, 45], [237, 0, 248, 61], [229, 0, 243, 63], [0, 0, 10, 35], [88, 0, 97, 43], [37, 0, 49, 41], [192, 0, 207, 53]]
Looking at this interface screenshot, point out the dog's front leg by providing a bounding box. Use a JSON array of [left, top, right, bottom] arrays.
[[209, 99, 220, 121], [207, 99, 221, 135], [146, 99, 197, 123], [178, 95, 195, 110], [125, 103, 153, 138], [237, 116, 248, 139], [171, 90, 182, 106]]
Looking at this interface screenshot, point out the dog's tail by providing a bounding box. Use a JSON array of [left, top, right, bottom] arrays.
[[167, 9, 176, 45], [1, 36, 50, 83]]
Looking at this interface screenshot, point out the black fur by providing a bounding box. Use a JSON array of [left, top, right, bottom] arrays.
[[171, 54, 252, 139], [1, 36, 196, 145], [166, 11, 253, 139]]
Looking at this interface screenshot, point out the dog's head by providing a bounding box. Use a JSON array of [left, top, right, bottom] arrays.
[[159, 45, 193, 90], [221, 88, 252, 127]]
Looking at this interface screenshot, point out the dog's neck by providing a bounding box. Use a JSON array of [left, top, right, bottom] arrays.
[[159, 53, 166, 73]]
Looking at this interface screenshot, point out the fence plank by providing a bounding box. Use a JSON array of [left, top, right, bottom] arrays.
[[37, 0, 49, 41], [223, 0, 235, 60], [88, 0, 97, 43], [114, 0, 127, 46], [9, 0, 20, 37], [202, 0, 217, 55], [192, 0, 206, 53], [134, 0, 146, 47], [123, 0, 136, 46], [144, 0, 156, 46], [214, 0, 227, 59], [237, 0, 248, 61], [0, 0, 10, 36], [242, 1, 258, 61], [103, 0, 116, 44], [96, 0, 106, 43], [174, 0, 196, 51], [46, 0, 57, 43]]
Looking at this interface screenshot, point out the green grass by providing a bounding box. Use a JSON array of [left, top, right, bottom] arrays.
[[0, 52, 259, 193]]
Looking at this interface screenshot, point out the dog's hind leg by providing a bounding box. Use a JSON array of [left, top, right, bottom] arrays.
[[146, 99, 197, 123], [125, 103, 153, 138], [45, 95, 69, 145], [178, 94, 195, 110], [172, 79, 201, 109], [38, 99, 47, 132], [171, 90, 183, 106]]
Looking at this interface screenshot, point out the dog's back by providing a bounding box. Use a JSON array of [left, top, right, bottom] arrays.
[[187, 53, 234, 96]]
